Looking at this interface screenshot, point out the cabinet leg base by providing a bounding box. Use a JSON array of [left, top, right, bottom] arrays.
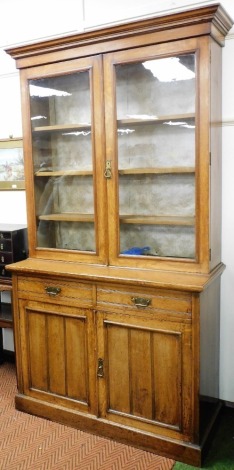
[[15, 393, 207, 467]]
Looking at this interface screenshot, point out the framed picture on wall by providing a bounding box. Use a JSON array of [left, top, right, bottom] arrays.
[[0, 138, 24, 190]]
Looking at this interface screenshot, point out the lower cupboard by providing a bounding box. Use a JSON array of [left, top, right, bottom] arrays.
[[11, 270, 222, 467]]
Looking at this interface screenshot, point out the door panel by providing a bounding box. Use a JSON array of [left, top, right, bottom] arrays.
[[104, 37, 209, 272], [98, 310, 192, 441], [19, 299, 97, 414], [21, 55, 107, 264]]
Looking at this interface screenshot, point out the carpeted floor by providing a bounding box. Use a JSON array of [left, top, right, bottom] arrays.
[[0, 362, 175, 470]]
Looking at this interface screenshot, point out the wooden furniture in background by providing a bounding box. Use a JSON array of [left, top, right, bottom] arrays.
[[0, 224, 27, 363], [0, 284, 12, 364], [5, 5, 233, 467]]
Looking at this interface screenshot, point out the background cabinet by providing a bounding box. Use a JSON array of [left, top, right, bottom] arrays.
[[0, 223, 27, 363], [6, 4, 233, 467], [0, 224, 27, 281]]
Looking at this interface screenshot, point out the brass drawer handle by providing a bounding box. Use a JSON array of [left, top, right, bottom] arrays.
[[45, 286, 61, 297], [131, 297, 152, 309]]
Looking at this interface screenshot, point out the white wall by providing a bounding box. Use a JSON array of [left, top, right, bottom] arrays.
[[0, 0, 233, 402], [220, 34, 234, 402]]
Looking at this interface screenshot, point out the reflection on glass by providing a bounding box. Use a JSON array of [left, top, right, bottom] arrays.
[[116, 54, 196, 260], [29, 71, 96, 252]]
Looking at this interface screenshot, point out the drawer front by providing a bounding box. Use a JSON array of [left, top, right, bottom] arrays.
[[0, 265, 11, 278], [0, 240, 12, 251], [0, 252, 13, 264], [97, 285, 192, 315], [0, 231, 12, 240], [17, 277, 93, 306]]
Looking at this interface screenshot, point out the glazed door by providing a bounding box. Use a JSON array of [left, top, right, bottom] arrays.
[[18, 299, 97, 415], [97, 309, 194, 442], [104, 37, 210, 271], [21, 55, 107, 264]]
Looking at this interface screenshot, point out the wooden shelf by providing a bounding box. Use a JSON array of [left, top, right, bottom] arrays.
[[118, 113, 195, 126], [33, 123, 91, 133], [35, 169, 93, 177], [119, 167, 195, 175], [38, 213, 94, 222], [32, 114, 194, 133], [120, 215, 195, 226], [39, 213, 194, 226], [35, 167, 194, 177]]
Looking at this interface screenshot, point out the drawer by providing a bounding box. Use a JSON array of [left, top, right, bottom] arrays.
[[0, 252, 13, 264], [97, 285, 192, 314], [0, 240, 12, 251], [17, 276, 93, 306], [0, 231, 12, 240], [0, 265, 11, 278]]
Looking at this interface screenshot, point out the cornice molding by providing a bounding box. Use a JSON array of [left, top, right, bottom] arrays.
[[5, 4, 233, 63]]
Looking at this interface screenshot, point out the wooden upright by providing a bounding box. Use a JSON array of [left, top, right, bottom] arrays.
[[6, 4, 233, 466]]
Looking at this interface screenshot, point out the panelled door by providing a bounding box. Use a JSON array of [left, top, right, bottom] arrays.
[[97, 308, 194, 441], [18, 299, 98, 415], [104, 36, 210, 272], [21, 55, 107, 264]]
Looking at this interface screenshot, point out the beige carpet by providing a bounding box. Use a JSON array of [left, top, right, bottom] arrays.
[[0, 362, 175, 470]]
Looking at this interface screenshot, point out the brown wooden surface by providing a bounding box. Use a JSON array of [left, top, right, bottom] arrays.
[[119, 167, 195, 175], [118, 113, 195, 125], [119, 215, 195, 226], [19, 298, 97, 415], [14, 393, 203, 466], [38, 213, 94, 222], [7, 258, 225, 292], [35, 170, 93, 177], [33, 123, 91, 132], [97, 307, 193, 441]]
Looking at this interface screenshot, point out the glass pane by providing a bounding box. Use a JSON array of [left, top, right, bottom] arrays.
[[29, 71, 96, 252], [116, 54, 196, 259]]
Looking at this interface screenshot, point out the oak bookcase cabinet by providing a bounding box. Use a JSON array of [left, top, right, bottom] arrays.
[[6, 4, 233, 466]]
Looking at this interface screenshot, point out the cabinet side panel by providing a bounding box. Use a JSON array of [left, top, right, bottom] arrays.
[[153, 332, 182, 427], [65, 317, 88, 401], [27, 310, 48, 390], [210, 39, 222, 270]]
